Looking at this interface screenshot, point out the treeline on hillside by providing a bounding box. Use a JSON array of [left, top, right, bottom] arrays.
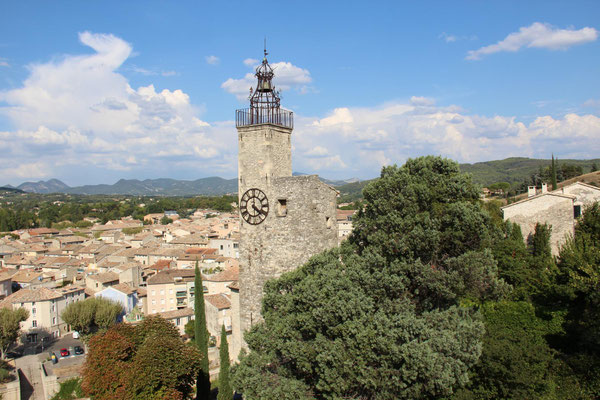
[[0, 194, 236, 231], [232, 156, 600, 399]]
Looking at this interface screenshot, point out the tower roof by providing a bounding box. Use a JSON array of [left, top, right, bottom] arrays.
[[235, 47, 293, 129], [249, 47, 280, 110]]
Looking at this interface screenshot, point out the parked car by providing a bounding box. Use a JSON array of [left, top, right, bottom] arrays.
[[60, 348, 70, 357], [6, 349, 23, 359], [72, 331, 80, 339], [74, 346, 84, 355]]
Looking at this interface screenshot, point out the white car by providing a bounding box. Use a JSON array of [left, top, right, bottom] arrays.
[[72, 331, 80, 339]]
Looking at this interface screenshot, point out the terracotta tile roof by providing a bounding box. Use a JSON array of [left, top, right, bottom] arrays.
[[0, 270, 15, 282], [89, 272, 119, 284], [149, 259, 172, 270], [27, 228, 59, 236], [156, 307, 194, 320], [11, 269, 43, 283], [147, 269, 196, 285], [2, 287, 62, 303], [109, 283, 137, 295], [204, 293, 231, 310], [205, 265, 238, 282], [185, 248, 217, 255], [228, 281, 239, 290]]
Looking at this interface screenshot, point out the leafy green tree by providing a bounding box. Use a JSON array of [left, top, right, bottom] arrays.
[[217, 325, 232, 400], [160, 216, 173, 225], [0, 308, 28, 359], [453, 301, 562, 399], [232, 156, 508, 399], [592, 163, 599, 173], [184, 319, 195, 341], [81, 316, 201, 400], [61, 297, 123, 340], [194, 262, 210, 399]]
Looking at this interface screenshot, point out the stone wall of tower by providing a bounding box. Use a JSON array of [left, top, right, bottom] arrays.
[[238, 174, 338, 334], [237, 124, 292, 195]]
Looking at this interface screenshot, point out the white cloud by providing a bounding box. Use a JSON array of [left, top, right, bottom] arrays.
[[243, 58, 258, 67], [410, 96, 436, 106], [0, 32, 235, 185], [292, 100, 600, 179], [467, 22, 598, 60], [439, 32, 457, 43], [221, 60, 312, 101], [205, 55, 220, 65]]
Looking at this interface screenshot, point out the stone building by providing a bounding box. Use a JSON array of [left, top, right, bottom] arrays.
[[502, 181, 600, 255], [232, 49, 339, 358]]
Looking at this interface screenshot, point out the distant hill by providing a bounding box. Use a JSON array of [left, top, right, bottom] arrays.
[[0, 186, 25, 194], [13, 174, 356, 196], [293, 172, 359, 187], [459, 157, 600, 186], [65, 177, 238, 196], [17, 179, 70, 194]]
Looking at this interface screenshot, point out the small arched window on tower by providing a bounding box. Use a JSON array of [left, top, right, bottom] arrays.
[[277, 199, 287, 217]]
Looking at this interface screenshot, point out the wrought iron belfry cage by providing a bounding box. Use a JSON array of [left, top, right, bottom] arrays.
[[236, 48, 293, 129]]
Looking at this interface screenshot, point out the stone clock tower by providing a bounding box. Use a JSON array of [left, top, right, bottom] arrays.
[[231, 49, 338, 357]]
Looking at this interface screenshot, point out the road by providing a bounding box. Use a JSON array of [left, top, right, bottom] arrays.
[[13, 333, 84, 400]]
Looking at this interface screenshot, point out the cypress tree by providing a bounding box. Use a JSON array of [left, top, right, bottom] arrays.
[[194, 261, 210, 399], [217, 325, 232, 400], [551, 154, 558, 190]]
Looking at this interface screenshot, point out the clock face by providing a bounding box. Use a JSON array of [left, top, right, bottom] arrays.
[[240, 188, 269, 225]]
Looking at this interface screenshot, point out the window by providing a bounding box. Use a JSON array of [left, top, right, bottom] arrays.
[[326, 216, 332, 229], [161, 299, 165, 305], [52, 317, 56, 325], [51, 304, 55, 312], [574, 205, 582, 219], [32, 308, 36, 316], [220, 245, 224, 250], [151, 290, 155, 296], [160, 289, 164, 295], [277, 199, 288, 217], [32, 320, 37, 328], [176, 318, 180, 326], [152, 300, 156, 305]]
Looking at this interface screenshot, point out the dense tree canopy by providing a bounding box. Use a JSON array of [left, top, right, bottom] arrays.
[[61, 297, 123, 340], [0, 307, 29, 360], [232, 156, 508, 399], [81, 316, 202, 400]]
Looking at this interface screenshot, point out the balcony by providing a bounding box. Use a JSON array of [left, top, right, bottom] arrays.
[[176, 291, 187, 298], [236, 108, 293, 129]]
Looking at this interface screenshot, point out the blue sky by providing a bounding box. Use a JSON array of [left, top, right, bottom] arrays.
[[1, 0, 599, 186]]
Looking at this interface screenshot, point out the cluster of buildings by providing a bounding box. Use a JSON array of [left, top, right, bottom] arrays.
[[0, 210, 241, 353]]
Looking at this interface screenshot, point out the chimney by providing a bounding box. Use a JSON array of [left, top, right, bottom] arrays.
[[528, 186, 536, 197], [541, 183, 548, 194]]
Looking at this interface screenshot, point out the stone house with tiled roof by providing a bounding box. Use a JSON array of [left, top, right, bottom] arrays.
[[502, 182, 600, 255], [146, 269, 197, 314], [86, 271, 119, 293], [0, 284, 85, 342], [204, 293, 231, 347], [204, 265, 239, 295]]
